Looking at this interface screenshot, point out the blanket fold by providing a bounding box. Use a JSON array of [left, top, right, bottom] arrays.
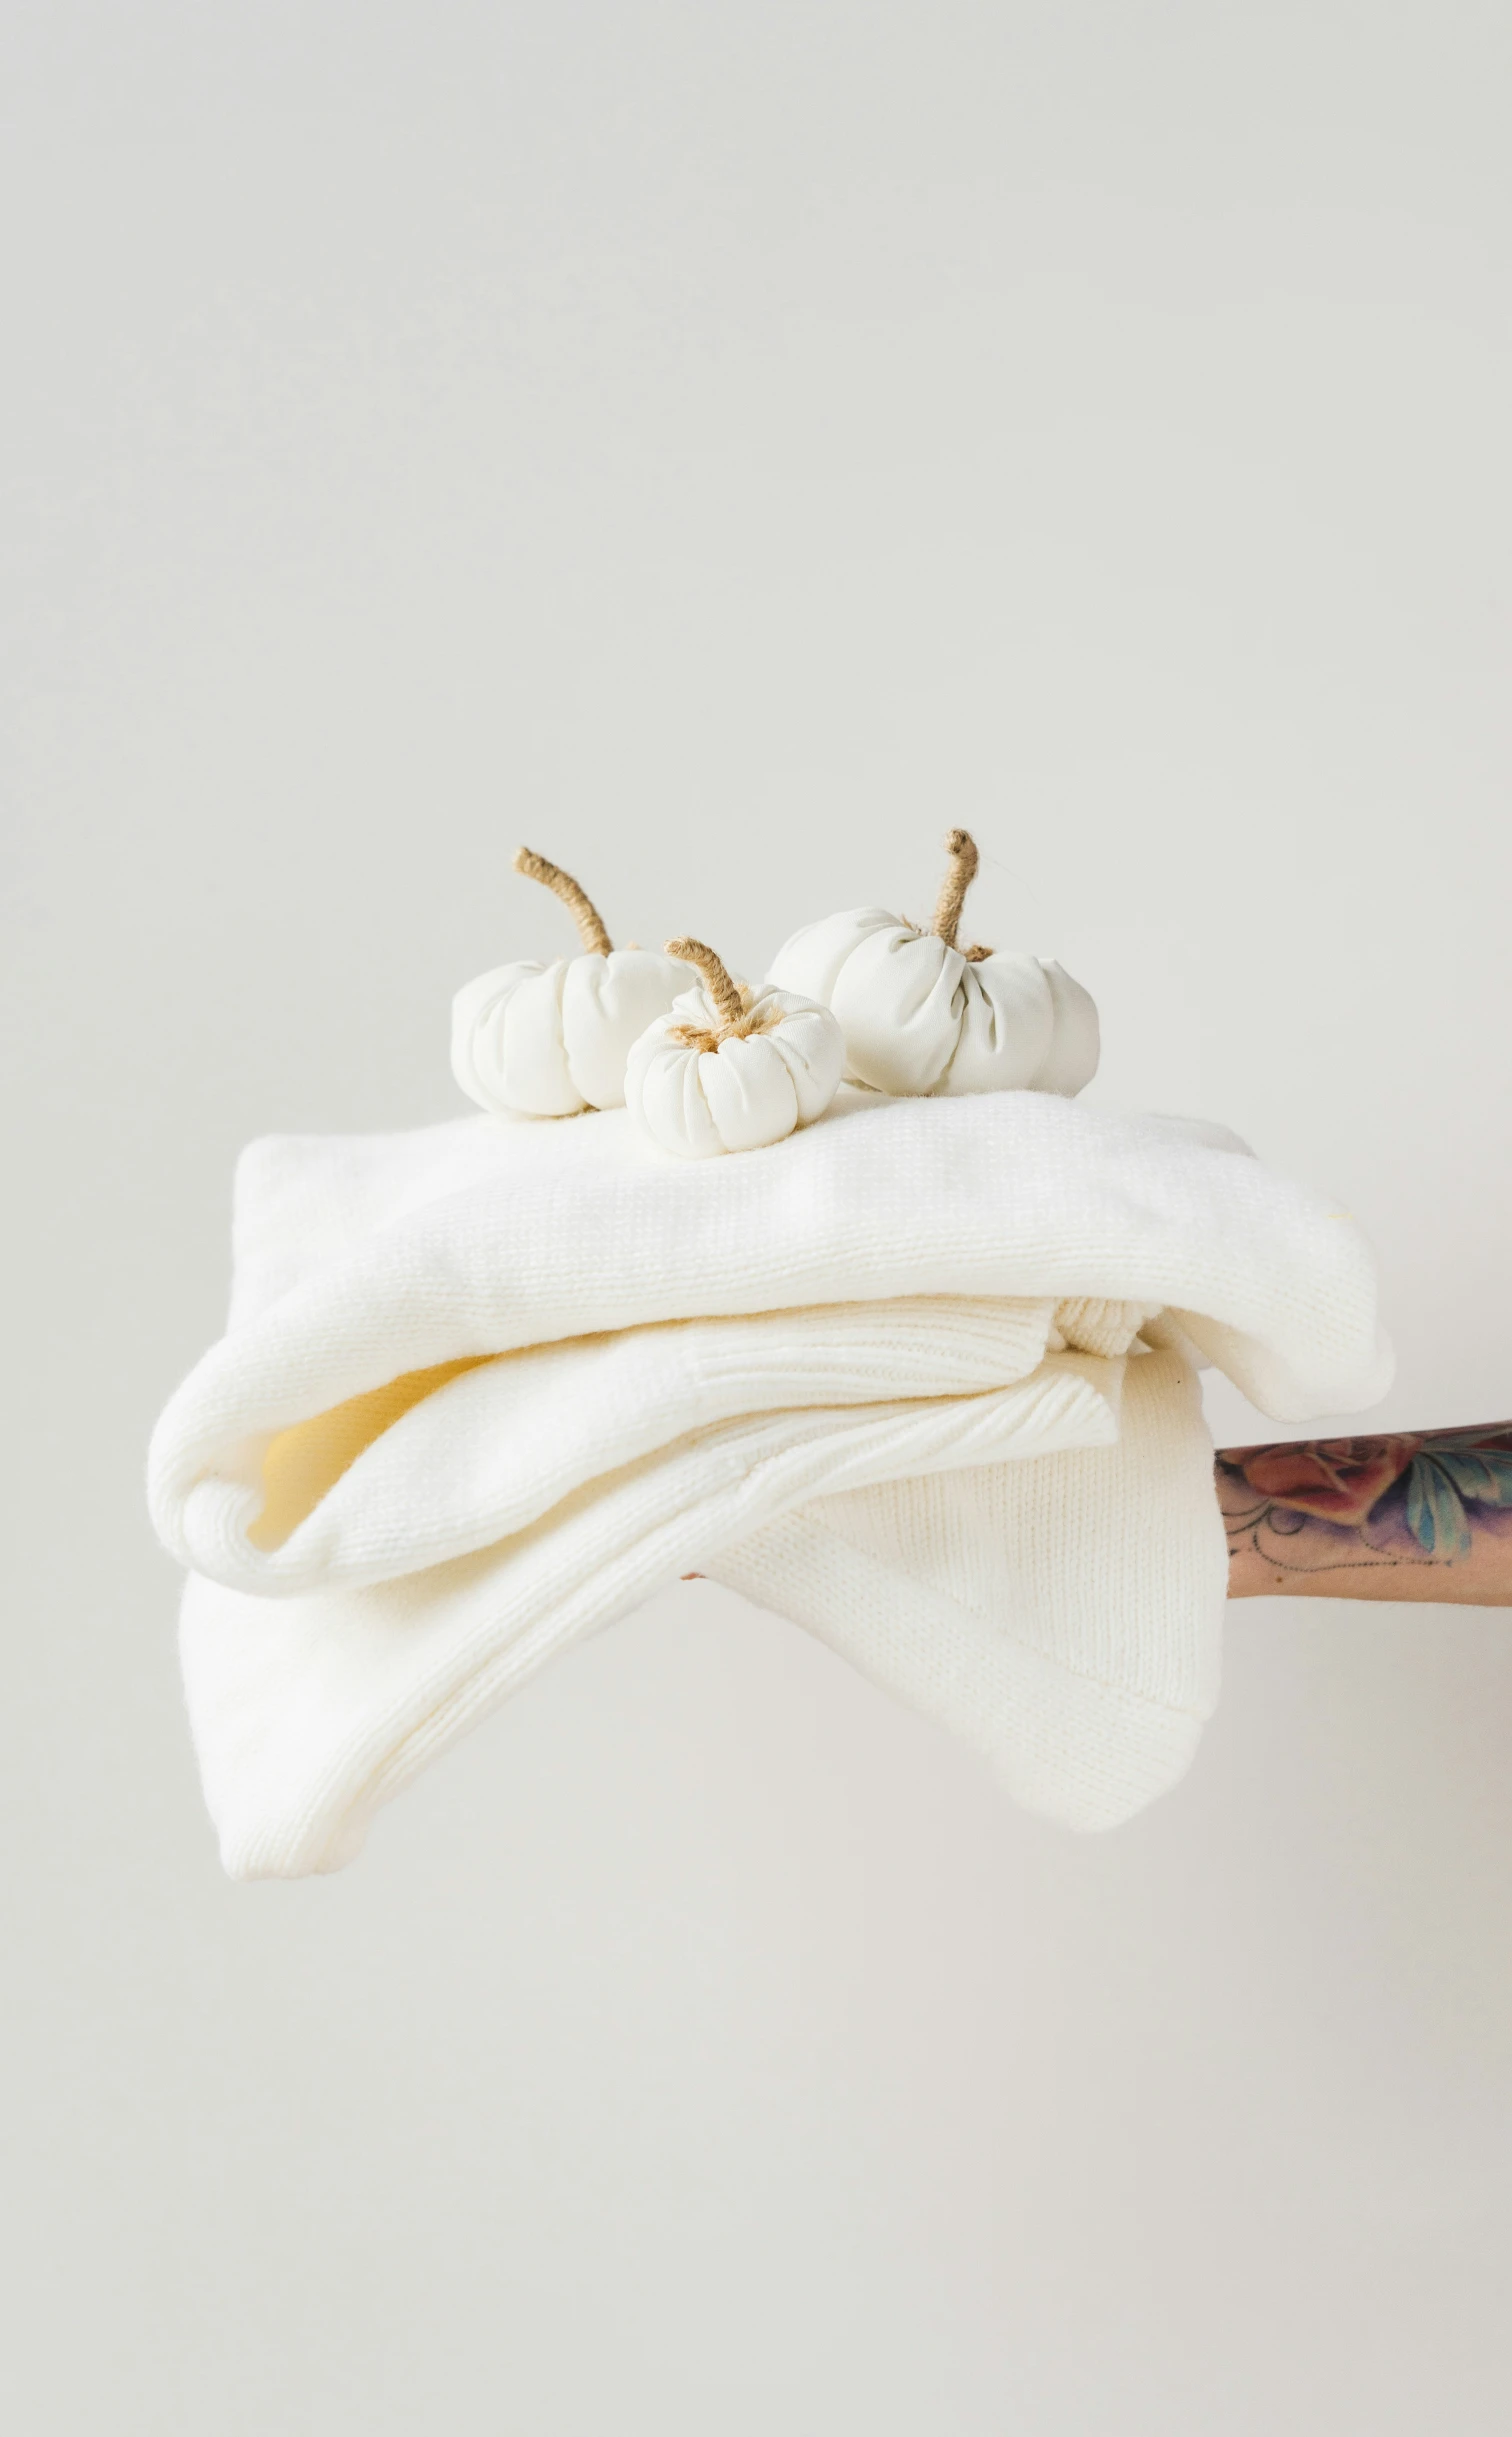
[[150, 1087, 1392, 1879]]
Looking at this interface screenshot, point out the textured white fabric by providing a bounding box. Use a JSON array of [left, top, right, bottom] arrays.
[[158, 1294, 1077, 1595], [149, 1087, 1392, 1878], [159, 1086, 1388, 1438], [712, 1347, 1226, 1830], [182, 1353, 1126, 1878]]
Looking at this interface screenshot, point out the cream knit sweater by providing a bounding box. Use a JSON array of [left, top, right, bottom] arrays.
[[150, 1089, 1391, 1877]]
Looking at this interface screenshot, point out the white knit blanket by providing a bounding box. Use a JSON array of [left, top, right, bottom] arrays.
[[150, 1089, 1391, 1877]]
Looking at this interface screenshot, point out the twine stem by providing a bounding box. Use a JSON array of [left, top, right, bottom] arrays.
[[931, 827, 979, 949], [513, 847, 613, 955], [665, 936, 745, 1033]]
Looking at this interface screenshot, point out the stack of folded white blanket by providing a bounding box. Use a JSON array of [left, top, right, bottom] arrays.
[[149, 1087, 1391, 1879]]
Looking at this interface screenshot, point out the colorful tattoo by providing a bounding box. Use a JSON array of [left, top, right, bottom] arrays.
[[1218, 1424, 1512, 1603]]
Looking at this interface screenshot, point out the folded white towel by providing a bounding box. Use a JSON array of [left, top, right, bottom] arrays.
[[150, 1088, 1392, 1877]]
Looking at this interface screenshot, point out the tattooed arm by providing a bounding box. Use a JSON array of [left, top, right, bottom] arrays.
[[1220, 1425, 1512, 1603], [692, 1422, 1512, 1605]]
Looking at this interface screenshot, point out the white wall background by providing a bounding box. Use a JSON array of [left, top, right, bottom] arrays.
[[4, 4, 1511, 2429]]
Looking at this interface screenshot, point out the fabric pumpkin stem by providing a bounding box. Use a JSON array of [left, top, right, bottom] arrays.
[[512, 846, 613, 956], [931, 827, 983, 952], [664, 936, 749, 1038]]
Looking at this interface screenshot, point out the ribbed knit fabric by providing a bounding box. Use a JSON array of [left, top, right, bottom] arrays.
[[149, 1089, 1392, 1878], [157, 1293, 1078, 1596], [181, 1351, 1124, 1878], [711, 1348, 1225, 1830]]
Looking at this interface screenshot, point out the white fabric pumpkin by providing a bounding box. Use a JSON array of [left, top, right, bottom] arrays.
[[626, 938, 845, 1159], [766, 828, 1099, 1100], [452, 847, 695, 1118]]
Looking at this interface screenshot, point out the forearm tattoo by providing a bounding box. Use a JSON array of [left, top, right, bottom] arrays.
[[1219, 1424, 1512, 1603]]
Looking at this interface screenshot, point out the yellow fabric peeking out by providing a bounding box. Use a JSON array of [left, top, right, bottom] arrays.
[[249, 1358, 489, 1550], [245, 1300, 1147, 1555]]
